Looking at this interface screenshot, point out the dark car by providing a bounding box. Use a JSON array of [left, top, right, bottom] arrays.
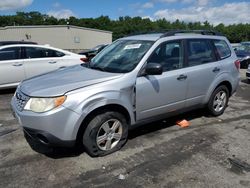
[[235, 44, 250, 69], [0, 41, 37, 46], [79, 44, 108, 61], [241, 41, 250, 47]]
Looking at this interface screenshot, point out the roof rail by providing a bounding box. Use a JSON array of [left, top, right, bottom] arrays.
[[160, 30, 223, 38]]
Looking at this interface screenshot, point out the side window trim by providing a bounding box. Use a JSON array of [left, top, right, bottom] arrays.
[[210, 40, 221, 61], [183, 39, 188, 68], [21, 47, 25, 59], [207, 39, 218, 61]]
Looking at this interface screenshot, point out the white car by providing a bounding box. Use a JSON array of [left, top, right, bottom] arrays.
[[0, 44, 86, 89], [247, 64, 250, 82]]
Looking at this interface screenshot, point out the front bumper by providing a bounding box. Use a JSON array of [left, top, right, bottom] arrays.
[[23, 127, 75, 147], [11, 96, 83, 147], [246, 71, 250, 80]]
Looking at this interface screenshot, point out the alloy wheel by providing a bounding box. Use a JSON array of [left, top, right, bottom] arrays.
[[96, 119, 123, 151], [213, 91, 227, 112]]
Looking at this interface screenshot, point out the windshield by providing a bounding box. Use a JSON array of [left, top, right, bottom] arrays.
[[89, 40, 154, 73]]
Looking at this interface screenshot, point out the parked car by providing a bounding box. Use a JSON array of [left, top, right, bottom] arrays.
[[11, 30, 240, 157], [246, 64, 250, 82], [0, 41, 37, 46], [79, 44, 108, 61], [0, 44, 86, 89], [235, 44, 250, 69], [241, 41, 250, 47]]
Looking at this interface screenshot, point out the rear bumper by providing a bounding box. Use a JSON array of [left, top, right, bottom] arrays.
[[23, 127, 75, 147]]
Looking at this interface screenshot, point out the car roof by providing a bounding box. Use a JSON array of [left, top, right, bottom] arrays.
[[241, 42, 250, 45], [0, 44, 59, 50], [0, 44, 75, 55], [0, 41, 37, 46], [120, 30, 226, 42]]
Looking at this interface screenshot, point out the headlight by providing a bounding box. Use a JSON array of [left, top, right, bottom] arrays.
[[24, 96, 66, 113]]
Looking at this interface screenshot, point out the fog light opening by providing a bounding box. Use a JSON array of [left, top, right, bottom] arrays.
[[37, 134, 49, 145]]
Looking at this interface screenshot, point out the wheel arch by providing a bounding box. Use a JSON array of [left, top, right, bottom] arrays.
[[216, 81, 232, 96], [204, 78, 233, 104], [76, 103, 132, 144]]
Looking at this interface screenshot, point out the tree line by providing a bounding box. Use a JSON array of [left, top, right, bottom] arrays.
[[0, 12, 249, 43]]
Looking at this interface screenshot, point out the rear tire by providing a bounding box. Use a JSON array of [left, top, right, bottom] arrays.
[[82, 111, 128, 157], [207, 85, 229, 116]]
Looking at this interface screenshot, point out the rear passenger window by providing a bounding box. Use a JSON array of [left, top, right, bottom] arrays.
[[25, 47, 65, 59], [212, 40, 231, 59], [0, 47, 21, 61], [187, 39, 216, 67]]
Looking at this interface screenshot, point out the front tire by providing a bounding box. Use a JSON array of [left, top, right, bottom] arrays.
[[82, 111, 128, 157], [207, 85, 229, 116]]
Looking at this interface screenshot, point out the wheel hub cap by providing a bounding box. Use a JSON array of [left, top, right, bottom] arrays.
[[96, 119, 123, 151], [213, 91, 227, 112]]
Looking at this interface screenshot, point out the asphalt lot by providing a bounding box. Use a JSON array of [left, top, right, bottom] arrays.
[[0, 70, 249, 188]]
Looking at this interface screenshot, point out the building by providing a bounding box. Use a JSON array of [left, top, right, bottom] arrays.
[[0, 25, 112, 52]]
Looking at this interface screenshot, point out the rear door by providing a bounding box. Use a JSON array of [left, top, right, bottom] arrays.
[[23, 46, 65, 78], [136, 40, 188, 120], [184, 39, 221, 107], [0, 46, 25, 87]]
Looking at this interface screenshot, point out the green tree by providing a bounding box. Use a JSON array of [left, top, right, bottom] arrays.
[[0, 12, 249, 42]]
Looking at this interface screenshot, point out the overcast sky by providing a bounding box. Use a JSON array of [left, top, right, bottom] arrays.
[[0, 0, 249, 25]]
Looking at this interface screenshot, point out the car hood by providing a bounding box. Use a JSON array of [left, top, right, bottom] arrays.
[[20, 65, 122, 97]]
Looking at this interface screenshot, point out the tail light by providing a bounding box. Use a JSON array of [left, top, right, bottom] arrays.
[[80, 57, 88, 62], [234, 60, 240, 70]]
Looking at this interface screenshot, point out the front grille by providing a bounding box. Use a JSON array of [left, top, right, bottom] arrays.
[[14, 91, 29, 111], [246, 72, 250, 77]]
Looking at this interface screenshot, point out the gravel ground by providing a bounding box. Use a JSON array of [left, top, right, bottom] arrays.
[[0, 70, 249, 188]]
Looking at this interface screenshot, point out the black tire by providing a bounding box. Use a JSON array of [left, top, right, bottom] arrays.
[[207, 85, 229, 116], [82, 111, 128, 157]]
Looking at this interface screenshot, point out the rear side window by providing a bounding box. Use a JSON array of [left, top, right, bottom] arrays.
[[212, 40, 231, 59], [0, 47, 21, 61], [187, 39, 216, 67], [24, 47, 65, 59]]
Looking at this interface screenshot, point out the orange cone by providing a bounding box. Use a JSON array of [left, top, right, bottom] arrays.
[[176, 119, 190, 128]]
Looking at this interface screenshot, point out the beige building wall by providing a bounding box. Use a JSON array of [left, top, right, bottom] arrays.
[[0, 25, 112, 51]]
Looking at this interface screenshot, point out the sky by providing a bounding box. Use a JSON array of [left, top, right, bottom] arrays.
[[0, 0, 249, 25]]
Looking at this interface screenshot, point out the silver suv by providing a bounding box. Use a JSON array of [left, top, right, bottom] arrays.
[[11, 30, 240, 156]]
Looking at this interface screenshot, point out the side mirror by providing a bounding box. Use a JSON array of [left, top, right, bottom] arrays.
[[145, 63, 163, 75]]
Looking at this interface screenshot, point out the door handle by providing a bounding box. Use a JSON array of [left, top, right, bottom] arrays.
[[59, 66, 66, 69], [12, 63, 23, 67], [177, 74, 187, 80], [48, 61, 57, 64], [213, 67, 220, 73]]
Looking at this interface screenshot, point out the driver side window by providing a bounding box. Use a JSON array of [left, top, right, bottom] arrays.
[[148, 40, 184, 72]]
